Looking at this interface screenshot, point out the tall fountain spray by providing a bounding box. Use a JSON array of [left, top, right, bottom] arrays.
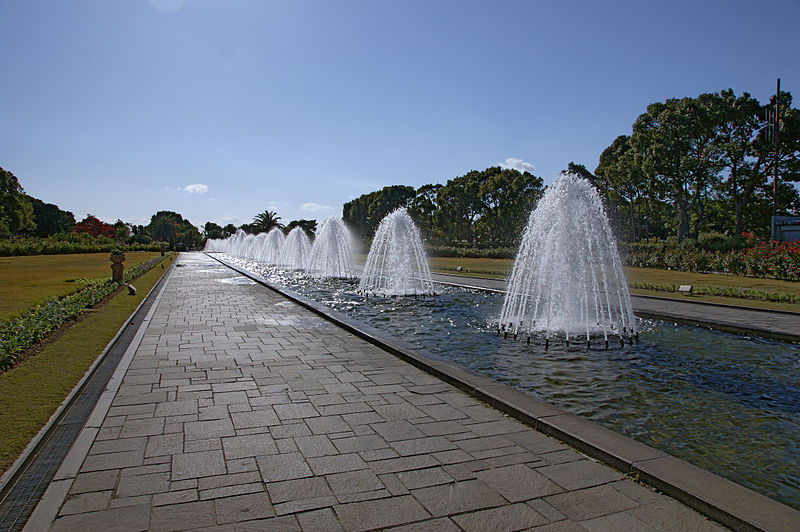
[[261, 228, 286, 265], [307, 218, 356, 278], [279, 227, 312, 270], [499, 173, 636, 347], [358, 207, 435, 297]]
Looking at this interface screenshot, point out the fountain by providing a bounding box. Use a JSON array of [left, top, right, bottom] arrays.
[[358, 207, 435, 297], [307, 217, 356, 279], [278, 227, 311, 270], [259, 227, 286, 265], [499, 173, 636, 347]]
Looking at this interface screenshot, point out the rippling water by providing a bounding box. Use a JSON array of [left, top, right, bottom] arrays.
[[225, 257, 800, 509]]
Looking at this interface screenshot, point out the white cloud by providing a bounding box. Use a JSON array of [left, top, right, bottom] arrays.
[[184, 184, 209, 194], [300, 202, 333, 212], [500, 157, 536, 174]]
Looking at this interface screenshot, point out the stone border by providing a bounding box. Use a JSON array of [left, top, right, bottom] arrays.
[[209, 253, 800, 532]]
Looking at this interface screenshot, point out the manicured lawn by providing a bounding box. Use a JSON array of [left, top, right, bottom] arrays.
[[0, 252, 161, 320], [0, 255, 172, 475]]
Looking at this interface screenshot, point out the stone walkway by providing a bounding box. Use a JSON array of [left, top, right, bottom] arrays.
[[30, 253, 722, 531]]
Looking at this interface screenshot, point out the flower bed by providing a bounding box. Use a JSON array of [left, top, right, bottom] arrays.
[[623, 240, 800, 281]]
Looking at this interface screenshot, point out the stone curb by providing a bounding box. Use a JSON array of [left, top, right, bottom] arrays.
[[209, 253, 800, 532], [17, 261, 177, 531], [0, 256, 176, 502]]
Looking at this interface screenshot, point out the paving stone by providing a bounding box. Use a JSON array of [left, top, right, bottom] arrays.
[[50, 504, 150, 532], [119, 418, 165, 439], [305, 415, 351, 434], [116, 471, 170, 497], [271, 422, 313, 439], [580, 511, 656, 532], [152, 489, 198, 506], [154, 399, 198, 417], [274, 403, 320, 420], [198, 471, 262, 490], [372, 420, 426, 441], [452, 502, 549, 531], [295, 434, 338, 457], [307, 453, 368, 475], [267, 476, 333, 504], [295, 507, 344, 531], [397, 467, 453, 489], [172, 450, 227, 480], [70, 470, 120, 494], [145, 433, 184, 458], [59, 490, 112, 515], [476, 464, 563, 502], [545, 485, 638, 521], [150, 500, 215, 531], [412, 478, 507, 517], [81, 450, 144, 472], [214, 492, 276, 524], [89, 437, 148, 456], [386, 517, 461, 531], [538, 459, 624, 491], [332, 434, 389, 453], [222, 433, 278, 459], [391, 436, 458, 456], [257, 452, 313, 482], [325, 470, 384, 495], [184, 418, 236, 440], [231, 408, 280, 429], [334, 494, 430, 531], [627, 499, 725, 531]]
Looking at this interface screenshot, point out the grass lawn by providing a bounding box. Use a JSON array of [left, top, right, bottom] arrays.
[[0, 254, 173, 475], [424, 256, 800, 312], [0, 252, 162, 321]]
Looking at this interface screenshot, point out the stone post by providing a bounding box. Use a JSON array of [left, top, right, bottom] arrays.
[[110, 252, 125, 282]]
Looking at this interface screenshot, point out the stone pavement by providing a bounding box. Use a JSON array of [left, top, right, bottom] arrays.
[[30, 253, 723, 531], [431, 273, 800, 341]]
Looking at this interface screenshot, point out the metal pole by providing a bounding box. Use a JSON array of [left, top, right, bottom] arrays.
[[773, 78, 780, 218]]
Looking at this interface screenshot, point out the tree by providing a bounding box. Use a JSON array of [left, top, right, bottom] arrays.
[[252, 210, 284, 234], [408, 184, 442, 241], [113, 219, 130, 241], [285, 219, 317, 237], [27, 196, 75, 236], [74, 215, 114, 237], [343, 185, 415, 240], [222, 224, 237, 237], [204, 221, 224, 239], [147, 211, 181, 243], [477, 167, 544, 245], [713, 89, 761, 235], [0, 167, 36, 237]]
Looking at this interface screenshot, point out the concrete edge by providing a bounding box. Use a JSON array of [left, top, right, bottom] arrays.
[[0, 255, 176, 501], [208, 253, 800, 532], [630, 292, 800, 317]]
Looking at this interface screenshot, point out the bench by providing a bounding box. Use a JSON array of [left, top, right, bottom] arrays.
[[678, 285, 693, 295]]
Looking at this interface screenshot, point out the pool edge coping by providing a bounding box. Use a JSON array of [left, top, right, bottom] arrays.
[[208, 253, 800, 532]]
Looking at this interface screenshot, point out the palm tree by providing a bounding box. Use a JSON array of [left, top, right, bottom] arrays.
[[252, 210, 284, 234]]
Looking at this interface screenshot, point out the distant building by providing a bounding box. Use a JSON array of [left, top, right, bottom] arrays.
[[771, 216, 800, 241]]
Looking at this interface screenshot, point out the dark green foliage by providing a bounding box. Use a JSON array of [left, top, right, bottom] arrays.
[[0, 168, 36, 238], [203, 221, 224, 239], [285, 219, 317, 237], [146, 211, 203, 251], [0, 254, 170, 368], [631, 281, 799, 304], [251, 210, 284, 234], [0, 233, 164, 256], [343, 185, 416, 239], [27, 196, 75, 236]]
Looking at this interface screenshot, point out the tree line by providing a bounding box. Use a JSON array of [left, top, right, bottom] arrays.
[[343, 166, 544, 247], [344, 87, 800, 246], [592, 88, 799, 241]]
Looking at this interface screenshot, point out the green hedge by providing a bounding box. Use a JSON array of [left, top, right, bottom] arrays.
[[0, 254, 171, 369], [426, 245, 516, 259], [0, 234, 165, 256]]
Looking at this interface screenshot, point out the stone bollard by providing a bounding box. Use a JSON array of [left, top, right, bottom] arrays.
[[160, 244, 166, 256], [110, 252, 125, 282]]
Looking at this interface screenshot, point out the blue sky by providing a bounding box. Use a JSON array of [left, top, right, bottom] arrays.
[[1, 0, 798, 229]]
